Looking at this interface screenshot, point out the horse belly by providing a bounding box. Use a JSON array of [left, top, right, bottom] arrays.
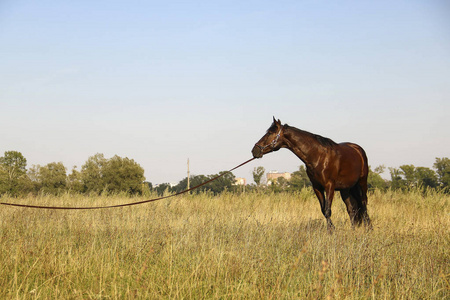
[[335, 177, 359, 190]]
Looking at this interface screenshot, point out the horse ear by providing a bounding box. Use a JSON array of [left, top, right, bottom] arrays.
[[272, 116, 281, 125], [272, 116, 277, 123]]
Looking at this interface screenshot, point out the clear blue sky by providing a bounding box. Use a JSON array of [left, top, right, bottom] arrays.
[[1, 0, 449, 184]]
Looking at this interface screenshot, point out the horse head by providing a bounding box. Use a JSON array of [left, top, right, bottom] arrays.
[[252, 117, 285, 158]]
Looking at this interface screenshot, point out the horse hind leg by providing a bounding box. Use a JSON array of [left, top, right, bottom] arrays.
[[340, 190, 361, 227]]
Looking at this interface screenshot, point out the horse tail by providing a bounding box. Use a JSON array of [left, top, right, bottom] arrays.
[[359, 146, 369, 179], [350, 185, 367, 225], [349, 144, 371, 228]]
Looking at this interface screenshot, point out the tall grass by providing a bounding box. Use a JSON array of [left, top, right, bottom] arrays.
[[0, 189, 448, 299]]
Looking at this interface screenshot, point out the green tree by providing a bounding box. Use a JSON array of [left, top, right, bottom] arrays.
[[389, 165, 417, 190], [80, 153, 107, 194], [389, 167, 406, 190], [173, 177, 189, 193], [102, 155, 145, 195], [0, 165, 8, 194], [433, 157, 450, 189], [38, 162, 67, 195], [174, 175, 208, 194], [155, 183, 173, 196], [206, 171, 236, 194], [289, 165, 311, 191], [252, 166, 265, 186], [399, 165, 416, 188], [415, 167, 438, 189], [173, 171, 235, 195], [0, 151, 28, 195], [80, 154, 146, 195], [27, 164, 41, 194], [389, 164, 440, 191], [67, 166, 83, 193], [368, 165, 388, 191]]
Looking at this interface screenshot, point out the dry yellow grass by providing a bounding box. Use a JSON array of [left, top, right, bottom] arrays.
[[0, 189, 449, 299]]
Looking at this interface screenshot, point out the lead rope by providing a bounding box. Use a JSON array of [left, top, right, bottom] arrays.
[[0, 158, 255, 210]]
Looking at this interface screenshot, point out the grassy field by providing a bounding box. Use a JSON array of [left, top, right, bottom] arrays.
[[0, 189, 448, 299]]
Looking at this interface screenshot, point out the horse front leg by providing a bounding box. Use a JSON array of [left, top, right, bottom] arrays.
[[324, 184, 336, 232], [313, 185, 335, 233]]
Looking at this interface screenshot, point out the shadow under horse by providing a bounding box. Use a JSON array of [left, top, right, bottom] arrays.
[[252, 118, 372, 231]]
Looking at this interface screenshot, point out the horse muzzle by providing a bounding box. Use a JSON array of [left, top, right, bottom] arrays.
[[252, 145, 263, 158]]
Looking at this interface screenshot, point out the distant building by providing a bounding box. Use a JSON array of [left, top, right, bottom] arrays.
[[234, 177, 247, 186], [266, 171, 291, 185]]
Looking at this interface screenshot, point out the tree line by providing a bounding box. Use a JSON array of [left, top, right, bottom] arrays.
[[1, 150, 449, 197], [0, 151, 146, 196], [153, 171, 238, 196], [0, 151, 238, 197], [252, 157, 450, 193]]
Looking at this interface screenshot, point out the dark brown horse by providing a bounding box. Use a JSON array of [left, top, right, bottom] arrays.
[[252, 117, 371, 231]]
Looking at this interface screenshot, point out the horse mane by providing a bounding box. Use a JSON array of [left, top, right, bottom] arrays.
[[313, 134, 337, 147], [285, 124, 337, 148]]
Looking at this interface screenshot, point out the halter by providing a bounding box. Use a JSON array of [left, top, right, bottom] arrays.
[[254, 126, 283, 151]]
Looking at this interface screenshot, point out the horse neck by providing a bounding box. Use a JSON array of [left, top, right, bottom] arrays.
[[282, 126, 328, 167]]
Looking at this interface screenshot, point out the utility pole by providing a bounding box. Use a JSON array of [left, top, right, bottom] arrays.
[[187, 158, 190, 192]]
